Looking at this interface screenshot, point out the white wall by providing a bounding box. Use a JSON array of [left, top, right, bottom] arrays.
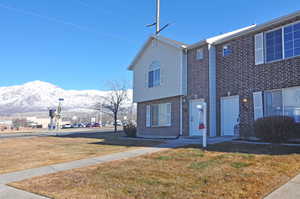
[[133, 39, 185, 102]]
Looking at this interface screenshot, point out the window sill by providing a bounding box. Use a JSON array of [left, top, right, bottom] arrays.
[[264, 54, 300, 64]]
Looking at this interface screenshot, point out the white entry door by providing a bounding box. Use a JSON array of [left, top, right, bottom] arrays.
[[189, 100, 207, 136], [221, 96, 239, 136]]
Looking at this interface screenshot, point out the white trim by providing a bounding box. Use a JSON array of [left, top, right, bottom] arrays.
[[264, 27, 284, 63], [221, 95, 240, 136], [262, 20, 300, 64], [254, 33, 265, 65], [208, 44, 217, 137], [189, 99, 207, 136], [253, 91, 264, 120], [128, 35, 186, 70], [213, 10, 300, 45], [179, 96, 183, 136], [146, 105, 151, 127]]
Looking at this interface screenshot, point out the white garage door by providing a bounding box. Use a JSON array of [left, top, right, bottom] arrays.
[[221, 96, 239, 136]]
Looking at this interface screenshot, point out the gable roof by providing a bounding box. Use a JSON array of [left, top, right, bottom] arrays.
[[214, 10, 300, 45], [128, 35, 187, 70]]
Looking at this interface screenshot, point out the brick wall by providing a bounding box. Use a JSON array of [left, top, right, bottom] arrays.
[[137, 96, 181, 137], [184, 44, 210, 136], [216, 18, 300, 137]]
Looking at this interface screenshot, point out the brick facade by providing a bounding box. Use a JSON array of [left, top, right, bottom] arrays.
[[137, 96, 181, 138], [215, 17, 300, 137], [184, 44, 211, 136]]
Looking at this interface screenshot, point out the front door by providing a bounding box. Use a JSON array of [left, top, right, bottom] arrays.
[[221, 96, 240, 136], [189, 100, 207, 136]]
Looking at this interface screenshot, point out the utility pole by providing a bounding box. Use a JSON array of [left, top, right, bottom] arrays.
[[156, 0, 160, 35], [146, 0, 170, 35]]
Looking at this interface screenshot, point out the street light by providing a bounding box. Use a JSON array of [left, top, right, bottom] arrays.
[[56, 98, 64, 130]]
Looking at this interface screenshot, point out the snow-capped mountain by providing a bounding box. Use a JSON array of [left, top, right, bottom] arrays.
[[0, 81, 132, 115]]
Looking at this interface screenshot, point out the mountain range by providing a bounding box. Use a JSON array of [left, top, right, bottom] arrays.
[[0, 81, 132, 116]]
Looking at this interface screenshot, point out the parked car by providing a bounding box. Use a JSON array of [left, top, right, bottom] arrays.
[[85, 123, 93, 128], [71, 124, 80, 128], [62, 124, 72, 129], [92, 123, 101, 128]]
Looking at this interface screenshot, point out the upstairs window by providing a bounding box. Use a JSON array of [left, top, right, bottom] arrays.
[[256, 21, 300, 64], [196, 48, 204, 60], [148, 61, 160, 88], [223, 44, 232, 56], [265, 29, 283, 62], [284, 22, 300, 58]]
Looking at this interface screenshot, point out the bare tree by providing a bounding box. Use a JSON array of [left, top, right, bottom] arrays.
[[95, 81, 129, 133]]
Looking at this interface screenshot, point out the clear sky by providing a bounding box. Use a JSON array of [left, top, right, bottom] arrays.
[[0, 0, 298, 90]]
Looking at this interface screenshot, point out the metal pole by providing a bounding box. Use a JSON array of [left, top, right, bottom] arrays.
[[156, 0, 160, 35], [100, 104, 102, 127], [203, 130, 207, 148]]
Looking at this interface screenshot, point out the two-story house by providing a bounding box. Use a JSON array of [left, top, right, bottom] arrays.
[[128, 27, 253, 138], [214, 10, 300, 138], [129, 10, 300, 139], [128, 36, 187, 138]]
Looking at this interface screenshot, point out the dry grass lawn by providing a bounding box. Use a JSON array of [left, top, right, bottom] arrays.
[[10, 142, 300, 199], [0, 133, 162, 174]]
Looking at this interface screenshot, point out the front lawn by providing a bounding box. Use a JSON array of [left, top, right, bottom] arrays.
[[0, 132, 162, 174], [10, 142, 300, 199]]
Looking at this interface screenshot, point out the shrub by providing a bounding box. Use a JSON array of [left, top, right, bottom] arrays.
[[254, 116, 296, 143], [123, 122, 137, 137]]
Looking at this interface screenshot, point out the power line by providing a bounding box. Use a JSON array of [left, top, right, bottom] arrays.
[[0, 2, 128, 42], [76, 0, 112, 15]]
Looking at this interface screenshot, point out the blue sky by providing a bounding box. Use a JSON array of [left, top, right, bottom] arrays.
[[0, 0, 298, 90]]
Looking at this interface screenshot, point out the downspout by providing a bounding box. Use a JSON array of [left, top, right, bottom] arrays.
[[178, 47, 188, 138], [179, 49, 183, 138], [208, 44, 217, 137], [179, 96, 183, 136]]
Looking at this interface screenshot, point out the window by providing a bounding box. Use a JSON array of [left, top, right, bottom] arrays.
[[146, 103, 171, 127], [148, 61, 160, 88], [257, 21, 300, 64], [196, 48, 204, 60], [265, 29, 283, 62], [284, 22, 300, 58], [223, 44, 232, 56], [151, 104, 159, 126], [262, 87, 300, 122], [283, 87, 300, 122], [264, 90, 283, 116]]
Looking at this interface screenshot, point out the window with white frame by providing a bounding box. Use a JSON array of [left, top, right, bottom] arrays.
[[284, 22, 300, 58], [282, 87, 300, 122], [264, 90, 283, 116], [146, 103, 171, 127], [261, 87, 300, 122], [223, 44, 232, 56], [265, 29, 283, 62], [148, 61, 160, 88], [196, 48, 204, 60], [256, 21, 300, 64]]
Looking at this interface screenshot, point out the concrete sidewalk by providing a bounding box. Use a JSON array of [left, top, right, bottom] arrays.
[[264, 174, 300, 199], [0, 185, 48, 199], [0, 139, 205, 198], [0, 136, 236, 198]]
